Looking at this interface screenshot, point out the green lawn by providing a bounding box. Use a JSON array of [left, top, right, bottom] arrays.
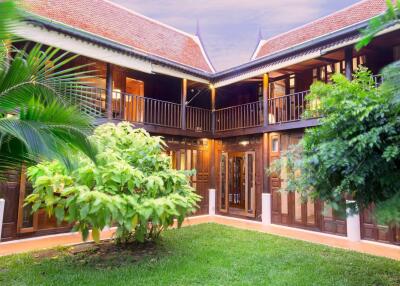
[[0, 223, 399, 286]]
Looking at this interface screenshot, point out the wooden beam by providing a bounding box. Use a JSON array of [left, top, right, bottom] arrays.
[[262, 73, 269, 128], [181, 78, 187, 130], [317, 56, 338, 64], [106, 63, 113, 120]]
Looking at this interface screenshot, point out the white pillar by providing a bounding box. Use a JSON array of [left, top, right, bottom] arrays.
[[262, 193, 271, 225], [209, 189, 216, 215], [346, 200, 361, 242], [0, 199, 4, 241]]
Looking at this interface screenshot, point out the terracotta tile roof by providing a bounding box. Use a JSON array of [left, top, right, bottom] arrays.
[[253, 0, 388, 60], [21, 0, 214, 73]]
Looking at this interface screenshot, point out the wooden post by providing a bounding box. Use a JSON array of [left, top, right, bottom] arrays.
[[263, 73, 269, 127], [106, 63, 113, 120], [181, 78, 187, 130], [345, 47, 353, 80], [211, 86, 216, 134]]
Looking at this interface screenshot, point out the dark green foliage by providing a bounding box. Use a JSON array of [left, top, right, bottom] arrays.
[[356, 0, 400, 50], [269, 67, 400, 225], [0, 1, 98, 178]]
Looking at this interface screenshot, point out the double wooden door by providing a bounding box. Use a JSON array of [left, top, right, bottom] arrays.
[[167, 144, 210, 215], [269, 132, 346, 235], [219, 151, 256, 217]]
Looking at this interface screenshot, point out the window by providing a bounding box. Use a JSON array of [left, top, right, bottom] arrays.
[[272, 138, 279, 152]]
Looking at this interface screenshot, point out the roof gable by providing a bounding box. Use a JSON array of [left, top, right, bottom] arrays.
[[253, 0, 388, 60], [22, 0, 214, 73]]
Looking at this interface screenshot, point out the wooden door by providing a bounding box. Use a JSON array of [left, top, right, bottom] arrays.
[[219, 152, 228, 212], [245, 151, 256, 217], [269, 133, 285, 223], [125, 77, 144, 123], [167, 143, 210, 215]]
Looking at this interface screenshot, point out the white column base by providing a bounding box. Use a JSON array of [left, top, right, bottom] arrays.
[[0, 199, 4, 241], [346, 200, 361, 242], [209, 189, 216, 216], [262, 193, 272, 225]]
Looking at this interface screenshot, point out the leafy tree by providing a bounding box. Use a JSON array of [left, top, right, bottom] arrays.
[[0, 0, 97, 178], [26, 122, 201, 243], [356, 0, 400, 51], [269, 67, 400, 225]]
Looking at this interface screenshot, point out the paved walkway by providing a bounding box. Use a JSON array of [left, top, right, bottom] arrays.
[[0, 215, 399, 260]]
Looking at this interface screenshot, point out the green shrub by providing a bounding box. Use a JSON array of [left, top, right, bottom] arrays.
[[25, 122, 201, 243]]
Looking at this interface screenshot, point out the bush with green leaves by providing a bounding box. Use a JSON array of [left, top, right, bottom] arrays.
[[26, 122, 201, 243], [268, 66, 400, 226]]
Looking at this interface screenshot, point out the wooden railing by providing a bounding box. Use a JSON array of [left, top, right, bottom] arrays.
[[186, 106, 212, 132], [215, 101, 263, 132], [52, 81, 106, 117], [112, 90, 181, 128], [267, 91, 309, 124]]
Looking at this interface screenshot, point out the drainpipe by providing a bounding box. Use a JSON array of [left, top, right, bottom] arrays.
[[0, 199, 4, 241], [345, 47, 353, 80]]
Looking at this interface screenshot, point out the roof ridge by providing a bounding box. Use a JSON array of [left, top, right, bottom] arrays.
[[102, 0, 199, 41], [262, 0, 381, 45]]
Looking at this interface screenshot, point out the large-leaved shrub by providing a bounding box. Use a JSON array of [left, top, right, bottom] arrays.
[[26, 122, 201, 243]]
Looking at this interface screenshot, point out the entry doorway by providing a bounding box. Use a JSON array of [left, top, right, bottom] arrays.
[[124, 77, 144, 123], [220, 151, 256, 217]]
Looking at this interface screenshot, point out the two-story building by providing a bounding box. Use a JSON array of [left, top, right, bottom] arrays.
[[1, 0, 399, 245]]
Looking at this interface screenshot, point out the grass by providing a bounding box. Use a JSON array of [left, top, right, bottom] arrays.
[[0, 223, 399, 286]]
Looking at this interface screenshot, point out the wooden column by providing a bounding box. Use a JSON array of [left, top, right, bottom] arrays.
[[345, 47, 353, 80], [106, 63, 113, 120], [210, 86, 217, 190], [211, 86, 216, 134], [181, 78, 187, 130], [263, 73, 269, 127]]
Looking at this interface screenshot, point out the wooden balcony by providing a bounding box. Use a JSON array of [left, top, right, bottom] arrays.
[[70, 85, 318, 136], [215, 101, 263, 132], [186, 106, 212, 132], [268, 91, 309, 125]]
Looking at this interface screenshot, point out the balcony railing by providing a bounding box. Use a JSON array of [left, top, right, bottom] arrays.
[[215, 101, 263, 132], [267, 91, 309, 125], [112, 90, 182, 128], [186, 106, 212, 132]]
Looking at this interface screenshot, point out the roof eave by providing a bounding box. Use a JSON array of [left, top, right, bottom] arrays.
[[23, 13, 213, 80], [212, 19, 372, 81]]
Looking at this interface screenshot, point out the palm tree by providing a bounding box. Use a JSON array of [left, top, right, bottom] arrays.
[[0, 0, 97, 178]]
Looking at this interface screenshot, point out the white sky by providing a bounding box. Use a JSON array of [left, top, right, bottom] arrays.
[[111, 0, 360, 71]]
